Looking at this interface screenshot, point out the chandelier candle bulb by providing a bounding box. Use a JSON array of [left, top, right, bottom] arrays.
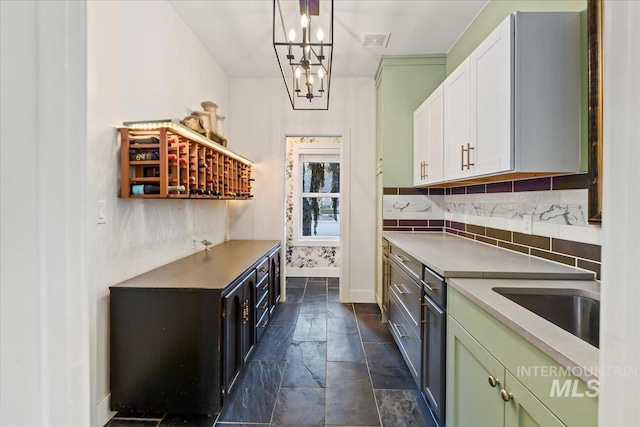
[[273, 0, 333, 109]]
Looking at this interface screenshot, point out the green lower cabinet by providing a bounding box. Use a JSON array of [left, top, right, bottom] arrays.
[[447, 318, 505, 427], [504, 371, 565, 427], [447, 287, 597, 427], [448, 318, 566, 427]]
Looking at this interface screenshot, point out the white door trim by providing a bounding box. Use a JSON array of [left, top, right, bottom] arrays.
[[278, 127, 351, 302]]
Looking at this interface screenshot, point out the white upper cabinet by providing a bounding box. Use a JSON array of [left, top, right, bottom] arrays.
[[414, 84, 444, 186], [443, 58, 472, 182], [471, 15, 512, 176], [443, 12, 581, 182]]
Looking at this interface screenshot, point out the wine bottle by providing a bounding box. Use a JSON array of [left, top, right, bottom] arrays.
[[131, 184, 185, 195], [129, 149, 159, 161], [130, 136, 160, 144]]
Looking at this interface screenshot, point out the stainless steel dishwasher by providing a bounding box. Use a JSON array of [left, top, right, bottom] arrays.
[[421, 265, 446, 426]]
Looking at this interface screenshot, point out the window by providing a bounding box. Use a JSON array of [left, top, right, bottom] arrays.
[[292, 143, 340, 246]]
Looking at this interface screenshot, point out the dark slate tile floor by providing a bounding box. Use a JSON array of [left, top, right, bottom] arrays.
[[106, 277, 435, 427]]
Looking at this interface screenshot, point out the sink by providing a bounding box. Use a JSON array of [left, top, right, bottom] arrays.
[[493, 288, 600, 348]]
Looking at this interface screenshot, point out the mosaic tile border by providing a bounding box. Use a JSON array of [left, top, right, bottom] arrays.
[[443, 173, 588, 195]]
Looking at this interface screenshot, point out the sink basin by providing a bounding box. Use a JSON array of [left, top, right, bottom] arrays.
[[493, 288, 600, 348]]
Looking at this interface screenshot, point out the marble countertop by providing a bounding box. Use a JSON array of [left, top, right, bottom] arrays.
[[382, 232, 595, 280], [111, 240, 280, 290], [448, 277, 600, 382]]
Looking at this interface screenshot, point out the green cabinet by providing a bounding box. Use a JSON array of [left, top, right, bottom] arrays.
[[447, 287, 597, 427], [448, 318, 565, 427], [375, 55, 446, 188]]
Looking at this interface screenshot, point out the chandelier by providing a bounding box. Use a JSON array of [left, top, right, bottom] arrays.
[[273, 0, 333, 110]]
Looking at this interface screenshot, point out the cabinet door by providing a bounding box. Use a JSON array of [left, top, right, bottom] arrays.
[[444, 58, 473, 181], [381, 253, 390, 314], [269, 250, 281, 310], [504, 371, 566, 427], [222, 281, 245, 397], [241, 273, 255, 359], [425, 84, 444, 184], [421, 295, 445, 425], [413, 101, 428, 186], [447, 317, 504, 427], [471, 15, 514, 177]]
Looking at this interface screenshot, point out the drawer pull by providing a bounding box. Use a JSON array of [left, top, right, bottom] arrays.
[[392, 322, 408, 338], [421, 279, 434, 292], [261, 301, 269, 310], [500, 389, 513, 402], [259, 266, 268, 273], [392, 283, 407, 295], [392, 254, 411, 264], [262, 282, 269, 290], [488, 376, 500, 388], [260, 319, 269, 328]]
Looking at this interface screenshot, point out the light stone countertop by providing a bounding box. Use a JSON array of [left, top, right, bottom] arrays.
[[111, 240, 280, 290], [447, 277, 600, 382], [382, 232, 595, 280]]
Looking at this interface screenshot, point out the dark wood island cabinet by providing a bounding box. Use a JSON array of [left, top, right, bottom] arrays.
[[110, 240, 281, 416]]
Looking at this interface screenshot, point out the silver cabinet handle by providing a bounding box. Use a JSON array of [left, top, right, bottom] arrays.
[[392, 283, 407, 295], [466, 143, 474, 168], [461, 144, 465, 170], [420, 279, 434, 292], [500, 389, 513, 402], [488, 376, 500, 388], [392, 322, 407, 338], [392, 254, 411, 264]]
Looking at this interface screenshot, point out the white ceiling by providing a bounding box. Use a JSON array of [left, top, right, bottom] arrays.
[[169, 0, 489, 79]]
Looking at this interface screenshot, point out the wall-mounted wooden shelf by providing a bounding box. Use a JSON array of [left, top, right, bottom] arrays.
[[119, 121, 253, 200]]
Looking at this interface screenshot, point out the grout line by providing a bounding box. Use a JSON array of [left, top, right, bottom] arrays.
[[324, 279, 328, 427], [353, 305, 385, 427]]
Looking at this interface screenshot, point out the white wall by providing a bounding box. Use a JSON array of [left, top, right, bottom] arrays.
[[1, 1, 89, 426], [86, 1, 232, 423], [227, 77, 376, 302], [599, 1, 640, 425]]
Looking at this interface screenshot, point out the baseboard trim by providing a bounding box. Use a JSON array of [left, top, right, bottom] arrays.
[[347, 289, 376, 303], [286, 267, 339, 277], [97, 394, 116, 427]]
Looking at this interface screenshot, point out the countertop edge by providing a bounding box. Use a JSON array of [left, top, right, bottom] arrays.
[[110, 240, 281, 290], [448, 278, 600, 383], [382, 231, 596, 280]]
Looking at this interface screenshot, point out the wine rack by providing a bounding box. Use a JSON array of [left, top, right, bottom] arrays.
[[119, 121, 253, 200]]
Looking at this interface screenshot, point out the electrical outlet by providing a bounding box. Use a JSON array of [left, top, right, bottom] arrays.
[[523, 215, 533, 234]]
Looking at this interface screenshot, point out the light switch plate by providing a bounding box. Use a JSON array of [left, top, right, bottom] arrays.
[[97, 200, 107, 224], [523, 214, 533, 234]]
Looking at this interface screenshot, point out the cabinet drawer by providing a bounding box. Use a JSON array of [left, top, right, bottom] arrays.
[[256, 257, 269, 283], [255, 308, 269, 342], [390, 245, 422, 281], [389, 290, 422, 385], [256, 274, 269, 306], [422, 265, 446, 307], [390, 259, 422, 330]]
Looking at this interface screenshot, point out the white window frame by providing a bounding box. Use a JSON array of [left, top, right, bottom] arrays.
[[292, 142, 341, 247]]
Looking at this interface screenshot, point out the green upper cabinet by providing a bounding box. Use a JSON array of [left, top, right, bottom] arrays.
[[375, 55, 446, 188]]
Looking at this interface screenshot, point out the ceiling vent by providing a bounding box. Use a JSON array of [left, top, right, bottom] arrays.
[[362, 33, 390, 48]]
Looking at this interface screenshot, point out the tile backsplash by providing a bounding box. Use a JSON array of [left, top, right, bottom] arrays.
[[383, 174, 601, 279]]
